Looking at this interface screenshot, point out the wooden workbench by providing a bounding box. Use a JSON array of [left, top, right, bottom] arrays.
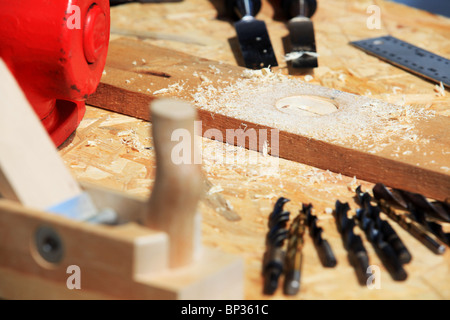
[[58, 0, 449, 299]]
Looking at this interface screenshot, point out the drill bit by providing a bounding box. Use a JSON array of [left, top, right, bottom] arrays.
[[355, 187, 408, 281], [262, 197, 290, 295], [283, 211, 306, 295], [334, 200, 370, 286], [374, 183, 450, 247], [303, 203, 337, 268], [395, 188, 450, 223], [263, 245, 286, 295], [378, 199, 446, 255], [357, 185, 411, 262]]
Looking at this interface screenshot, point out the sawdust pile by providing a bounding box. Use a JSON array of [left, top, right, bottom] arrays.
[[191, 68, 435, 153]]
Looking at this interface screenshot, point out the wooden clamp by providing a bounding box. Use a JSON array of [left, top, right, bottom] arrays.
[[0, 59, 243, 300]]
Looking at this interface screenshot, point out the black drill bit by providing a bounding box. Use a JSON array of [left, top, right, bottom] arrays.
[[262, 245, 286, 295], [355, 187, 408, 281], [395, 188, 450, 223], [263, 197, 291, 295], [374, 183, 450, 247], [303, 203, 337, 268], [377, 199, 446, 255], [334, 200, 370, 286]]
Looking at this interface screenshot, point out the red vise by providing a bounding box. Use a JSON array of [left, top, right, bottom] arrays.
[[0, 0, 110, 146]]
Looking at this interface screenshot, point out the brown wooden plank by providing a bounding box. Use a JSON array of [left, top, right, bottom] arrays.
[[87, 38, 450, 201]]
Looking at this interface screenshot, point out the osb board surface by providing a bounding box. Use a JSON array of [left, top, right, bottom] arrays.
[[58, 0, 449, 299]]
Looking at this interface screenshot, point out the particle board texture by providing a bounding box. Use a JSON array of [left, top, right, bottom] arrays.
[[57, 0, 449, 299]]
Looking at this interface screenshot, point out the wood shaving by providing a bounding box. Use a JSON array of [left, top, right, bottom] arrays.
[[434, 82, 446, 97], [191, 68, 435, 153], [209, 65, 221, 74], [207, 185, 224, 195], [347, 176, 358, 192], [153, 88, 169, 95], [117, 129, 134, 137]]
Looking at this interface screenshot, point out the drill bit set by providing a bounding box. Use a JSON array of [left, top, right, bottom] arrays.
[[263, 184, 449, 293], [263, 198, 337, 296], [333, 184, 449, 286]]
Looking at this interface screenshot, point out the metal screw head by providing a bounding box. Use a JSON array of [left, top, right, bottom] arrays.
[[35, 226, 64, 264]]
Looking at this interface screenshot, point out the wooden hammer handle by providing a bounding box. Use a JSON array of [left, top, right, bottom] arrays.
[[145, 98, 203, 268]]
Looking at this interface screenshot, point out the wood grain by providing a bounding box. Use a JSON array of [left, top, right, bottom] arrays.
[[58, 0, 450, 299]]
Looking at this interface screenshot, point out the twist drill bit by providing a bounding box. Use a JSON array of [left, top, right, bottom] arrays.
[[378, 199, 446, 255], [283, 212, 306, 295], [379, 220, 412, 264], [267, 197, 291, 247], [410, 206, 450, 246], [374, 183, 450, 247], [355, 187, 408, 281], [357, 185, 412, 262], [269, 197, 291, 228], [263, 245, 286, 295], [334, 200, 370, 286], [303, 203, 337, 268], [263, 197, 291, 295], [395, 188, 450, 223], [372, 183, 408, 210]]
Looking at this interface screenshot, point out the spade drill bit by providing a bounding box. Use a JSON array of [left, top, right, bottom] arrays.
[[283, 211, 306, 295], [334, 200, 370, 286], [303, 203, 337, 268]]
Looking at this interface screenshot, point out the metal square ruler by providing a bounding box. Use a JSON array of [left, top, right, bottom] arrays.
[[351, 35, 450, 88]]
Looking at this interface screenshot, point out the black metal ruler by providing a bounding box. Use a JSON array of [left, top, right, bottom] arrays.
[[350, 35, 450, 88]]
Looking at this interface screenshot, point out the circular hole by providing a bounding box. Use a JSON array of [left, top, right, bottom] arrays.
[[275, 95, 338, 116]]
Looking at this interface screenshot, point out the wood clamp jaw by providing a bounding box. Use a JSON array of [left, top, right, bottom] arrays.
[[0, 59, 244, 300]]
